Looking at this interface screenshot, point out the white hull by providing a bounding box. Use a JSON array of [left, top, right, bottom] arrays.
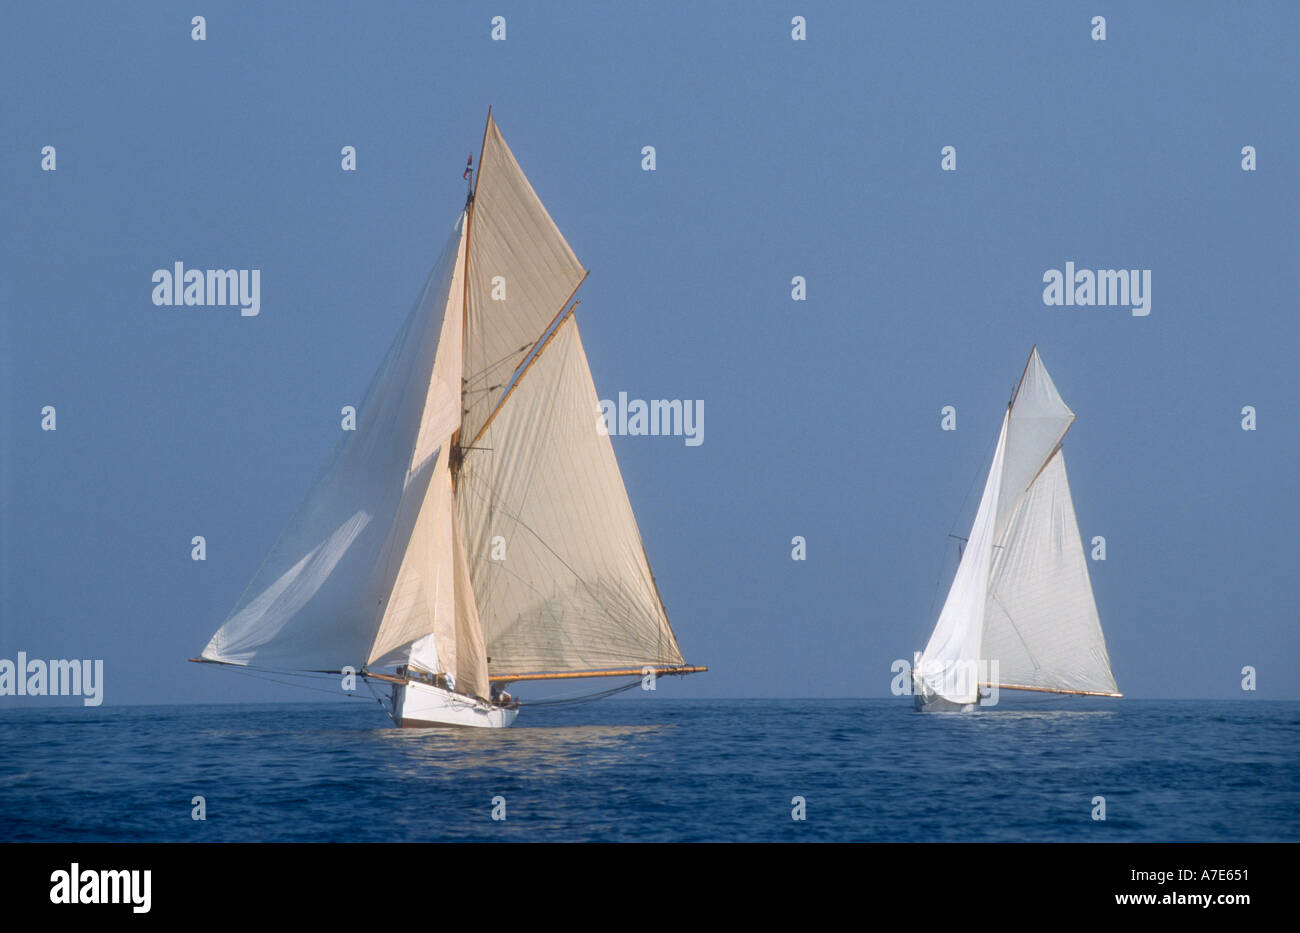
[[912, 669, 979, 712], [913, 691, 979, 713], [393, 679, 518, 728]]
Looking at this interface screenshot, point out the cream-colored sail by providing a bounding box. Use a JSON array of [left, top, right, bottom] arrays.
[[366, 443, 459, 671], [200, 114, 698, 724], [461, 114, 587, 446], [451, 513, 489, 699], [361, 203, 489, 699], [366, 215, 469, 678], [456, 316, 683, 675], [410, 213, 469, 478]]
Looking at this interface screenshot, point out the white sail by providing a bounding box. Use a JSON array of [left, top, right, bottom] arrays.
[[983, 450, 1118, 695], [460, 114, 587, 446], [916, 414, 1008, 704], [996, 348, 1075, 537], [456, 316, 684, 675], [916, 348, 1118, 703], [201, 219, 465, 671]]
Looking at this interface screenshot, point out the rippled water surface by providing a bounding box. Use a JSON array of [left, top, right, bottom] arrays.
[[1, 698, 1295, 841]]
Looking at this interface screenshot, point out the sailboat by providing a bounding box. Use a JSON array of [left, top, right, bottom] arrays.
[[912, 347, 1120, 712], [192, 110, 705, 727]]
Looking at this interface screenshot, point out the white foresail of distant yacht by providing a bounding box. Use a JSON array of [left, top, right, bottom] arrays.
[[193, 110, 705, 727], [913, 347, 1120, 712]]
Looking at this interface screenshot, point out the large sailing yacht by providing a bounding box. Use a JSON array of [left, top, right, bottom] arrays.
[[912, 348, 1120, 711], [194, 111, 705, 726]]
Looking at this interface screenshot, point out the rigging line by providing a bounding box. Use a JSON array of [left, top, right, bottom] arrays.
[[205, 663, 344, 682], [517, 678, 643, 708], [465, 272, 591, 442], [365, 677, 398, 725], [462, 383, 505, 399], [219, 665, 374, 699], [466, 302, 580, 451], [462, 343, 532, 390]]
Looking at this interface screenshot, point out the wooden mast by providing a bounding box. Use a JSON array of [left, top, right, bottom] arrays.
[[451, 107, 493, 486], [1009, 344, 1036, 409]]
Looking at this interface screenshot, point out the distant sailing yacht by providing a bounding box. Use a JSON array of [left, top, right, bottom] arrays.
[[193, 110, 705, 727], [912, 347, 1120, 712]]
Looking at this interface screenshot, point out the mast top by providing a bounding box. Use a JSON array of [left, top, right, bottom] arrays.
[[463, 153, 475, 207], [1009, 345, 1039, 410]]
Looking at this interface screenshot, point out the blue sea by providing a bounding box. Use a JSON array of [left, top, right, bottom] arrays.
[[1, 698, 1295, 842]]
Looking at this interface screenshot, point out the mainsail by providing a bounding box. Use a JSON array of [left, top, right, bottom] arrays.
[[457, 317, 684, 675], [915, 348, 1119, 703], [200, 112, 689, 701]]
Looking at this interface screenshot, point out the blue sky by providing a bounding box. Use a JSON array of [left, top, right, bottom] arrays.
[[3, 2, 1296, 705]]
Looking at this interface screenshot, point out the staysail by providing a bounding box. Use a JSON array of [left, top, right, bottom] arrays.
[[366, 212, 488, 701], [916, 348, 1118, 702]]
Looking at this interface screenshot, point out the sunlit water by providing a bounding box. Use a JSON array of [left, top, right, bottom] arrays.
[[1, 698, 1294, 841]]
